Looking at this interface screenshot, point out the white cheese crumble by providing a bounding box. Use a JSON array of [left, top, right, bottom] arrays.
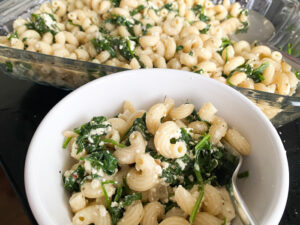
[[90, 126, 112, 136], [40, 14, 59, 32], [88, 136, 94, 143], [176, 159, 186, 170], [111, 202, 119, 207], [170, 128, 182, 140], [186, 128, 193, 134], [129, 40, 136, 51], [84, 160, 92, 173]]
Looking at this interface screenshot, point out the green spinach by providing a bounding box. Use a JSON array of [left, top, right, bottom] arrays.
[[81, 150, 118, 175], [8, 31, 19, 40], [217, 38, 232, 55], [130, 5, 145, 16], [74, 116, 111, 154], [191, 4, 210, 22], [200, 24, 210, 34], [26, 13, 60, 36], [63, 165, 85, 192], [68, 20, 84, 31], [176, 45, 184, 52], [121, 113, 152, 142], [235, 21, 249, 34], [227, 61, 269, 84]]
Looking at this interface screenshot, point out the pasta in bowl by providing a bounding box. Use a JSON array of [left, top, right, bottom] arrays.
[[62, 99, 250, 225], [24, 69, 288, 225]]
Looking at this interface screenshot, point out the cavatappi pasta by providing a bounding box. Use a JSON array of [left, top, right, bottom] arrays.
[[62, 99, 251, 225], [1, 0, 298, 94]]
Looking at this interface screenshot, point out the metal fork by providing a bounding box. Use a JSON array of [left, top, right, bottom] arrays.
[[222, 140, 259, 225]]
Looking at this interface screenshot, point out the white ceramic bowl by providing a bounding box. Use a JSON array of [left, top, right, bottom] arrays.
[[25, 69, 289, 225]]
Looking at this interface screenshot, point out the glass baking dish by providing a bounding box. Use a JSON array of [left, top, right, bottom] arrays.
[[0, 0, 299, 127]]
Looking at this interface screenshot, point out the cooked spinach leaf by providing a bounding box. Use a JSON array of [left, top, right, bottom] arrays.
[[227, 61, 269, 84], [8, 31, 19, 40], [62, 137, 72, 149], [176, 45, 184, 52], [91, 33, 142, 66], [235, 21, 249, 34], [200, 24, 210, 34], [217, 38, 233, 55], [104, 15, 135, 36], [81, 150, 118, 175], [121, 113, 152, 142], [91, 37, 117, 57], [74, 116, 111, 154], [161, 3, 178, 13], [130, 5, 145, 16], [110, 206, 123, 225], [186, 109, 201, 123], [189, 134, 209, 223], [110, 0, 120, 7], [122, 193, 142, 206], [63, 165, 85, 192], [101, 179, 142, 225], [191, 4, 210, 22], [250, 62, 269, 83], [68, 20, 83, 31], [142, 23, 153, 35], [164, 201, 178, 212], [26, 13, 60, 36]]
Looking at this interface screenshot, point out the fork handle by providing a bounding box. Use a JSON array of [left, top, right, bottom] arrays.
[[227, 183, 259, 225]]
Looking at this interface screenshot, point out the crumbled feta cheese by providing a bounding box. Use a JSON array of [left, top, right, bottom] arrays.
[[90, 125, 112, 136], [84, 160, 92, 173], [129, 40, 136, 51], [186, 128, 193, 134], [170, 128, 182, 140], [41, 14, 59, 32], [176, 159, 186, 170], [88, 136, 94, 143], [111, 202, 119, 207]]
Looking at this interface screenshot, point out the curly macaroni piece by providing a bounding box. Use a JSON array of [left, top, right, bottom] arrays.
[[118, 201, 144, 225], [159, 216, 190, 225], [114, 131, 147, 164], [154, 121, 187, 158], [141, 202, 164, 225], [72, 205, 111, 225], [126, 154, 160, 191], [146, 103, 167, 135]]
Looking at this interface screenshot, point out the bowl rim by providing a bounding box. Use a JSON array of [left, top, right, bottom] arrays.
[[24, 68, 289, 225]]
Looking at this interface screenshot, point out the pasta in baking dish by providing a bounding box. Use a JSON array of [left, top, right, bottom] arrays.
[[0, 0, 299, 95], [62, 99, 250, 225]]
